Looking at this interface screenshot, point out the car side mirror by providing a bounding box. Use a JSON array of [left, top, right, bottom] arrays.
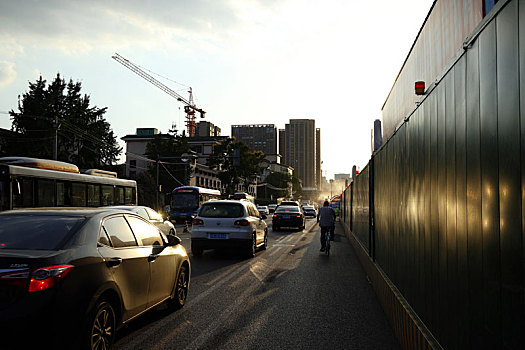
[[167, 235, 181, 246]]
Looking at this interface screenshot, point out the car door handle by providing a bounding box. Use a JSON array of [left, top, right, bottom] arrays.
[[148, 254, 158, 262], [106, 257, 122, 268]]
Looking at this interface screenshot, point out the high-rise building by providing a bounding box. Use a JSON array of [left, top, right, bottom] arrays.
[[281, 119, 320, 189], [278, 129, 285, 157], [231, 124, 277, 155], [195, 121, 221, 137], [316, 128, 321, 191]]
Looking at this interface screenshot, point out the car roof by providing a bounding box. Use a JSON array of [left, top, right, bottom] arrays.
[[105, 205, 145, 211], [0, 207, 133, 217], [202, 200, 248, 206]]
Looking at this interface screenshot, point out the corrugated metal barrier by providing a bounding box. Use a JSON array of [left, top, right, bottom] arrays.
[[341, 1, 524, 349]]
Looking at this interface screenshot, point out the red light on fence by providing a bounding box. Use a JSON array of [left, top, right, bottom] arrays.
[[415, 81, 425, 95]]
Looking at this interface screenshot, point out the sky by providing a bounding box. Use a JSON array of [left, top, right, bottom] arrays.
[[0, 0, 434, 180]]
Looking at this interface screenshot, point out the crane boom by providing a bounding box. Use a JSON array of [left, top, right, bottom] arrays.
[[112, 53, 205, 136]]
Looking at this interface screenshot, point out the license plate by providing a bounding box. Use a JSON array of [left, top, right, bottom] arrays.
[[283, 216, 290, 219], [209, 233, 227, 239]]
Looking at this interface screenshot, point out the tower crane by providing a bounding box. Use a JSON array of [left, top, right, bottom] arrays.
[[112, 53, 205, 137]]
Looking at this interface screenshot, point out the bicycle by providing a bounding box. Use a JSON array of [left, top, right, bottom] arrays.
[[325, 231, 331, 256]]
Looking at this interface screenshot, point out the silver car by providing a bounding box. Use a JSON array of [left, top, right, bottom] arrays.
[[106, 206, 176, 236], [191, 200, 268, 258]]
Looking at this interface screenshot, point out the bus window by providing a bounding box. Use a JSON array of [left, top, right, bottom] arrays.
[[37, 179, 55, 206], [72, 183, 86, 206], [0, 180, 8, 211], [115, 187, 124, 205], [124, 187, 133, 204], [56, 181, 70, 206], [101, 185, 114, 206], [87, 184, 101, 206], [20, 178, 34, 207]]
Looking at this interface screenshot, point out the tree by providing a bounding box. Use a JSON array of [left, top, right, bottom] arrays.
[[144, 129, 192, 197], [265, 171, 292, 199], [207, 137, 265, 194], [6, 74, 121, 168], [291, 174, 303, 199]]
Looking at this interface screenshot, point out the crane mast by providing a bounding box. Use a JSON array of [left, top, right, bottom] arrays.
[[112, 53, 205, 136]]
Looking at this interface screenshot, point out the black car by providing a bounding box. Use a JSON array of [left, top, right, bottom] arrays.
[[272, 205, 305, 231], [302, 206, 317, 217], [0, 208, 190, 349]]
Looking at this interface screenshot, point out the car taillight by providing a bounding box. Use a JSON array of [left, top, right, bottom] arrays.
[[192, 218, 204, 225], [272, 214, 277, 218], [296, 215, 301, 218], [0, 265, 73, 292], [28, 265, 73, 292], [234, 219, 251, 226]]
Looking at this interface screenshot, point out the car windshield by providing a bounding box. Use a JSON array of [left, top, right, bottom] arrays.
[[0, 215, 85, 250], [275, 206, 300, 213], [199, 203, 245, 218]]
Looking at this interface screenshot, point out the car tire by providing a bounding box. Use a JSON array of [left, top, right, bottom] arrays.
[[166, 265, 189, 310], [191, 242, 203, 257], [272, 225, 279, 232], [246, 234, 256, 258], [261, 229, 268, 250], [85, 300, 116, 350]]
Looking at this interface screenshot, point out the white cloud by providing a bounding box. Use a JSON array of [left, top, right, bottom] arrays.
[[0, 35, 24, 59], [0, 61, 17, 88]]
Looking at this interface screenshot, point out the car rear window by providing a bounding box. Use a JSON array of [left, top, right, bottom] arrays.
[[199, 203, 245, 218], [275, 206, 300, 213], [0, 215, 85, 250]]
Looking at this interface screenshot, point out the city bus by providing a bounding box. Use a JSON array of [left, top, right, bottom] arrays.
[[169, 186, 221, 222], [0, 157, 137, 211]]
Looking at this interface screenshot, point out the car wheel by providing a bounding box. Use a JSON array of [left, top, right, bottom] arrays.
[[261, 229, 268, 250], [85, 300, 116, 350], [272, 225, 279, 232], [167, 265, 189, 310], [246, 234, 256, 258], [191, 242, 203, 257]]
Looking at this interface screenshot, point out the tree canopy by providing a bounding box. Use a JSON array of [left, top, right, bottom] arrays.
[[144, 130, 192, 193], [5, 74, 121, 168], [207, 137, 265, 194]]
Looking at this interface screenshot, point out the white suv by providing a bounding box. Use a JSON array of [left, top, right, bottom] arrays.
[[191, 200, 268, 257]]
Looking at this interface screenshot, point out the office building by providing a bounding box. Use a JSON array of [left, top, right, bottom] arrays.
[[231, 124, 277, 156], [281, 119, 320, 190], [195, 121, 221, 137]]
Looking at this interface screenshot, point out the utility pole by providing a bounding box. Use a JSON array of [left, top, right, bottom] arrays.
[[52, 115, 58, 160], [156, 157, 160, 211]]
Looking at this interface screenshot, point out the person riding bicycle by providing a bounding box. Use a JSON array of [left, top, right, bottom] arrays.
[[317, 200, 335, 252]]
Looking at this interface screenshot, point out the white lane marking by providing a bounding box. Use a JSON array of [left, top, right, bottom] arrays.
[[120, 230, 311, 350], [182, 232, 308, 350], [268, 246, 284, 257]]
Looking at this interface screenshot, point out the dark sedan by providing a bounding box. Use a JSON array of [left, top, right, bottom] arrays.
[[272, 205, 305, 231], [0, 208, 190, 349]]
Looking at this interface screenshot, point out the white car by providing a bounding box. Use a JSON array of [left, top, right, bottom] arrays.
[[106, 205, 176, 236], [257, 205, 269, 215], [191, 200, 268, 257]]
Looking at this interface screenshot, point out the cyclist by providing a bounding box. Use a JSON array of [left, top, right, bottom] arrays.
[[317, 200, 336, 252]]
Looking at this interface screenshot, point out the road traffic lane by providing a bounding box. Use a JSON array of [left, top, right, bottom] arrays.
[[113, 220, 399, 349]]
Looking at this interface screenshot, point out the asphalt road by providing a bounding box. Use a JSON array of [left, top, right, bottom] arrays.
[[112, 217, 400, 350]]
